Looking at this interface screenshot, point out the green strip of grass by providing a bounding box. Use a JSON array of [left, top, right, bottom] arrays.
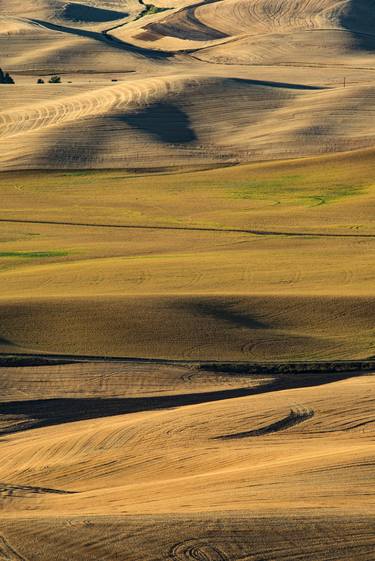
[[135, 2, 169, 20], [228, 176, 361, 206], [0, 251, 68, 258]]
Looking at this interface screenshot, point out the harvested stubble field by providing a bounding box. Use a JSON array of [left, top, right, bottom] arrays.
[[1, 0, 375, 559], [1, 150, 375, 360], [0, 150, 374, 559]]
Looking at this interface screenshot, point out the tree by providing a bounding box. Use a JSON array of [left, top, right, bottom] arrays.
[[48, 75, 61, 83], [0, 68, 15, 84], [37, 78, 45, 84]]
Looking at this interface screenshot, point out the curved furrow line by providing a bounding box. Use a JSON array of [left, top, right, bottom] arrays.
[[217, 406, 315, 439], [0, 76, 192, 139], [195, 0, 373, 41], [170, 540, 229, 561]]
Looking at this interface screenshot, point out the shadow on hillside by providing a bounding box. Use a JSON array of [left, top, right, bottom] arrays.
[[183, 300, 268, 330], [0, 369, 366, 437], [0, 336, 16, 348], [340, 0, 375, 51], [118, 103, 197, 143], [61, 2, 127, 23], [29, 18, 170, 59], [42, 118, 109, 166], [231, 78, 324, 91], [149, 2, 227, 42]]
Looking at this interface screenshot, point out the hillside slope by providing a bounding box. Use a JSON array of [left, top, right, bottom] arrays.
[[1, 0, 375, 169]]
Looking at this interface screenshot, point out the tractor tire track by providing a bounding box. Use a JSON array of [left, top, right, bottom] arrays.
[[217, 406, 314, 439], [0, 536, 28, 561], [0, 76, 188, 140], [170, 539, 228, 561]]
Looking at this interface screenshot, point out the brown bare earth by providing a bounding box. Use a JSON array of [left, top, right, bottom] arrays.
[[1, 1, 375, 559]]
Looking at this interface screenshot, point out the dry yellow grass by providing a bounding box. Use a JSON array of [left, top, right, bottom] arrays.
[[0, 153, 373, 559], [114, 0, 375, 54], [1, 0, 375, 169], [0, 514, 373, 561], [1, 1, 375, 558], [2, 76, 375, 169], [0, 360, 373, 560], [0, 371, 373, 514]]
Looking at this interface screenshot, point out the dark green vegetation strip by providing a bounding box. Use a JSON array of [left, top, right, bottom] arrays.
[[0, 353, 374, 372], [0, 356, 77, 367], [135, 1, 170, 20], [201, 361, 375, 375]]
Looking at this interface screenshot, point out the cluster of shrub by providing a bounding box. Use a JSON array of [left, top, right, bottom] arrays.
[[0, 68, 15, 84], [37, 75, 61, 84], [0, 69, 63, 85], [202, 360, 375, 375]]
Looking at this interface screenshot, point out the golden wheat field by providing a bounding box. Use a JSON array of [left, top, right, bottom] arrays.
[[1, 0, 375, 559]]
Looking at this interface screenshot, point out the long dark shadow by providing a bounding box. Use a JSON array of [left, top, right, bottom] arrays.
[[28, 17, 171, 59], [0, 369, 367, 436]]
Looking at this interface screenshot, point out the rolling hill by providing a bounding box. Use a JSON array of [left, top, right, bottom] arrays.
[[1, 0, 375, 169], [1, 2, 374, 560]]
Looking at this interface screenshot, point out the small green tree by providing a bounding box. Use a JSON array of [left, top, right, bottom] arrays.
[[48, 75, 61, 83], [37, 78, 45, 84], [0, 68, 15, 84]]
